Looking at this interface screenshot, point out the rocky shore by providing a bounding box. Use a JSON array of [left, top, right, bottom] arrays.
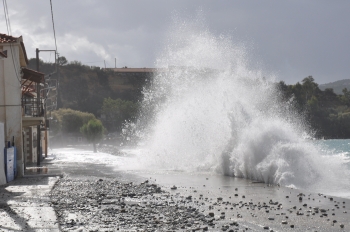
[[50, 175, 349, 232], [46, 148, 350, 232], [50, 177, 238, 231]]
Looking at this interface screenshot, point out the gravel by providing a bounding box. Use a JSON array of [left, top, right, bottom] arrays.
[[50, 177, 227, 231]]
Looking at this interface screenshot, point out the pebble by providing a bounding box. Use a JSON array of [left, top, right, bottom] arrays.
[[47, 174, 349, 232], [50, 177, 215, 231]]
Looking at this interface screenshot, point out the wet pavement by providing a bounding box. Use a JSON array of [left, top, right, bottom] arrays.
[[0, 176, 60, 231]]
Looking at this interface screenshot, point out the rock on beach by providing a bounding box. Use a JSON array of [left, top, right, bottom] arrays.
[[50, 174, 350, 232], [50, 177, 225, 231]]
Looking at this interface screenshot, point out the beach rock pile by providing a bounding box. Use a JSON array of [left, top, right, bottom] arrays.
[[50, 177, 224, 231], [50, 175, 350, 231]]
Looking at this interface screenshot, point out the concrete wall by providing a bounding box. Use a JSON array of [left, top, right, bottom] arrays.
[[0, 44, 24, 178]]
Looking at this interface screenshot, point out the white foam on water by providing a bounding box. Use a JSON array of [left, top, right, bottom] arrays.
[[125, 17, 350, 197], [51, 147, 129, 168]]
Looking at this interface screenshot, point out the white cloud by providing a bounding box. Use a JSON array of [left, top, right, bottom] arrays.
[[59, 33, 111, 61]]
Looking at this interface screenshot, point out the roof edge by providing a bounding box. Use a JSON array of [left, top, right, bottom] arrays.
[[22, 67, 45, 83], [20, 41, 29, 65]]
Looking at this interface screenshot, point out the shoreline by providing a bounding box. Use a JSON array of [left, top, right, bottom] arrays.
[[133, 172, 350, 231], [42, 147, 350, 231], [51, 174, 350, 232]]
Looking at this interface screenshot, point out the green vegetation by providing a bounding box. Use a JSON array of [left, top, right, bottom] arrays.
[[28, 57, 149, 117], [50, 108, 96, 135], [100, 98, 139, 132], [29, 57, 350, 139], [319, 79, 350, 95], [36, 56, 143, 145], [278, 76, 350, 138], [80, 119, 105, 152]]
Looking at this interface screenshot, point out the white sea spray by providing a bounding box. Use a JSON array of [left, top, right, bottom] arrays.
[[125, 17, 350, 195]]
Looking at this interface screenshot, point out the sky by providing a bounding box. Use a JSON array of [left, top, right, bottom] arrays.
[[1, 0, 350, 84]]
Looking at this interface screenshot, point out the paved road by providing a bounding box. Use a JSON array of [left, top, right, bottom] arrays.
[[0, 176, 60, 231]]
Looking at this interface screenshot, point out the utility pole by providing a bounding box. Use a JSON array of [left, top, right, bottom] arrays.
[[104, 60, 106, 69], [115, 58, 116, 68], [36, 48, 41, 166], [36, 48, 57, 165]]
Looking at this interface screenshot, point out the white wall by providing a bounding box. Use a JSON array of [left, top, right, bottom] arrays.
[[0, 54, 6, 184], [0, 44, 24, 177], [0, 122, 6, 185]]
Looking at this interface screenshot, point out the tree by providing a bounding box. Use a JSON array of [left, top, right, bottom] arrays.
[[80, 119, 105, 153], [50, 108, 95, 135], [340, 88, 350, 106], [302, 76, 318, 102], [58, 56, 68, 66], [96, 69, 109, 86], [100, 98, 139, 132], [307, 95, 319, 112]]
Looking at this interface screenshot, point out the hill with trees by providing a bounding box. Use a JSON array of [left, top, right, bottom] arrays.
[[319, 79, 350, 95], [29, 58, 350, 139], [27, 58, 150, 117], [278, 76, 350, 138]]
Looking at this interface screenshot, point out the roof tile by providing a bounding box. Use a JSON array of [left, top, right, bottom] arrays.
[[0, 33, 18, 43]]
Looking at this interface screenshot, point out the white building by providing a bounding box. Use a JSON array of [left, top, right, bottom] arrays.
[[0, 33, 45, 183]]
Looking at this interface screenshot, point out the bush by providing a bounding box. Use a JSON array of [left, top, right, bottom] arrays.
[[50, 108, 96, 135], [80, 119, 105, 152]]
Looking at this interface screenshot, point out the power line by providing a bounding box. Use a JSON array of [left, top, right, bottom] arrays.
[[3, 0, 11, 35], [49, 0, 58, 53], [2, 0, 21, 84]]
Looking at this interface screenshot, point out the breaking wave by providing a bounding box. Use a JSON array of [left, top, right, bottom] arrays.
[[127, 17, 349, 192]]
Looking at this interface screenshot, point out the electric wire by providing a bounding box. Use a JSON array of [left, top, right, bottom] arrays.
[[2, 0, 21, 84], [48, 0, 59, 111], [50, 0, 58, 53], [2, 0, 10, 34]]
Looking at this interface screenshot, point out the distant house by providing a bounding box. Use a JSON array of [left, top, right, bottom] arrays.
[[0, 33, 47, 182]]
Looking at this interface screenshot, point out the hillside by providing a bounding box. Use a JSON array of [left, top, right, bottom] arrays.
[[27, 58, 350, 139], [27, 59, 151, 116], [319, 79, 350, 95]]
